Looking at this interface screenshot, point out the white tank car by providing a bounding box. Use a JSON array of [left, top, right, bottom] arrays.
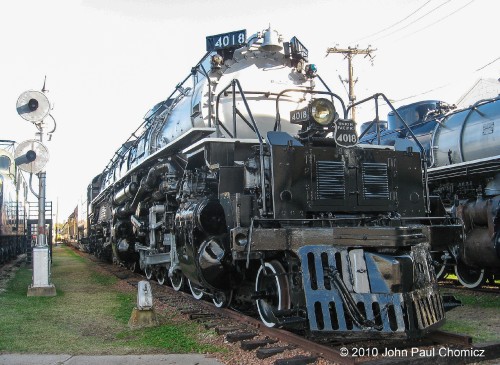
[[431, 98, 500, 167]]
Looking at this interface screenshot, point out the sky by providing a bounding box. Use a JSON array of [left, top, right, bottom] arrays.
[[1, 0, 499, 223]]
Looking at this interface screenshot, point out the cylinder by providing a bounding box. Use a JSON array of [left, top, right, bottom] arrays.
[[175, 199, 227, 236], [198, 238, 230, 291], [457, 196, 500, 268], [461, 228, 500, 267], [113, 182, 138, 205]]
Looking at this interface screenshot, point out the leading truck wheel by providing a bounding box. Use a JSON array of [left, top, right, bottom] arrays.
[[454, 260, 485, 289], [128, 260, 137, 272], [212, 290, 233, 308], [255, 260, 291, 327], [188, 279, 204, 300], [144, 265, 153, 280], [170, 270, 184, 291], [156, 267, 167, 285]]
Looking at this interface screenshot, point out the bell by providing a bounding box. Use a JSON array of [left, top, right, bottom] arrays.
[[261, 26, 283, 52]]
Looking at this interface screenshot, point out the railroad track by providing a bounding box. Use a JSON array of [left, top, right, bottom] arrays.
[[77, 248, 500, 365], [0, 254, 26, 294], [439, 281, 500, 294]]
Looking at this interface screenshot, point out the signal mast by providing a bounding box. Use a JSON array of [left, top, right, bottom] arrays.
[[16, 78, 57, 296]]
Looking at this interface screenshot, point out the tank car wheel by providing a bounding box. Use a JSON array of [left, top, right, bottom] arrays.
[[144, 265, 153, 280], [170, 270, 184, 291], [188, 279, 204, 300], [431, 251, 451, 280], [434, 255, 449, 280], [485, 273, 496, 285], [255, 260, 291, 327], [212, 290, 233, 308], [156, 267, 167, 285], [454, 260, 485, 289]]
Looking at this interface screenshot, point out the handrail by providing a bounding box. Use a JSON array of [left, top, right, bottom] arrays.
[[351, 93, 425, 153], [198, 62, 212, 127], [215, 79, 268, 214], [214, 81, 266, 143], [234, 79, 268, 215], [252, 216, 461, 223], [349, 93, 431, 213]]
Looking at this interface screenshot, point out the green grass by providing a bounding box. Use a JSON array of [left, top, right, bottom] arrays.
[[90, 271, 118, 286], [442, 320, 499, 343], [139, 325, 220, 353], [0, 246, 223, 355], [452, 292, 500, 308], [114, 292, 136, 324]]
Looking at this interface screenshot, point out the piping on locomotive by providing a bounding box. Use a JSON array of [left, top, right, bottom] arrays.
[[81, 27, 464, 339], [360, 97, 500, 288]]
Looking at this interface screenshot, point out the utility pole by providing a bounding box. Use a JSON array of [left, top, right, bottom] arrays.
[[326, 46, 376, 121]]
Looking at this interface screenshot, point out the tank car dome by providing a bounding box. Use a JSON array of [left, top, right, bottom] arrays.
[[360, 120, 387, 135], [388, 100, 442, 130]]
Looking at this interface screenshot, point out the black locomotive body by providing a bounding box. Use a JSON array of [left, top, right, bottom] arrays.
[[360, 96, 500, 288], [83, 27, 462, 339]]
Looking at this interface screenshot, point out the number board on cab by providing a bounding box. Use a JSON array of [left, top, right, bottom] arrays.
[[290, 107, 309, 124], [206, 30, 247, 52]]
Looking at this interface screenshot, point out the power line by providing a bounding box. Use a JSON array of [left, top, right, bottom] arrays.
[[373, 0, 452, 42], [476, 56, 500, 71], [392, 51, 498, 105], [396, 0, 475, 41], [393, 82, 452, 103], [355, 0, 432, 43], [366, 83, 452, 113]]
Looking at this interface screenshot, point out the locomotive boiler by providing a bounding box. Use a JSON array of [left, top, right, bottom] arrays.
[[85, 26, 463, 339], [360, 96, 500, 288], [0, 140, 28, 264]]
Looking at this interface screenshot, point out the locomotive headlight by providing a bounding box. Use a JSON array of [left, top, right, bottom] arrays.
[[310, 98, 336, 126]]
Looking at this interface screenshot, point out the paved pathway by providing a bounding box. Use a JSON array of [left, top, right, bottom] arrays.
[[0, 354, 224, 365]]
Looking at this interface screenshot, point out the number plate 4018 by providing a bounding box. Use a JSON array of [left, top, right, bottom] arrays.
[[206, 30, 246, 52], [290, 107, 309, 124]]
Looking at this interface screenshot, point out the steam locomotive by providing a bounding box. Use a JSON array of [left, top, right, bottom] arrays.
[[80, 27, 464, 339], [360, 96, 500, 288], [0, 140, 28, 264]]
